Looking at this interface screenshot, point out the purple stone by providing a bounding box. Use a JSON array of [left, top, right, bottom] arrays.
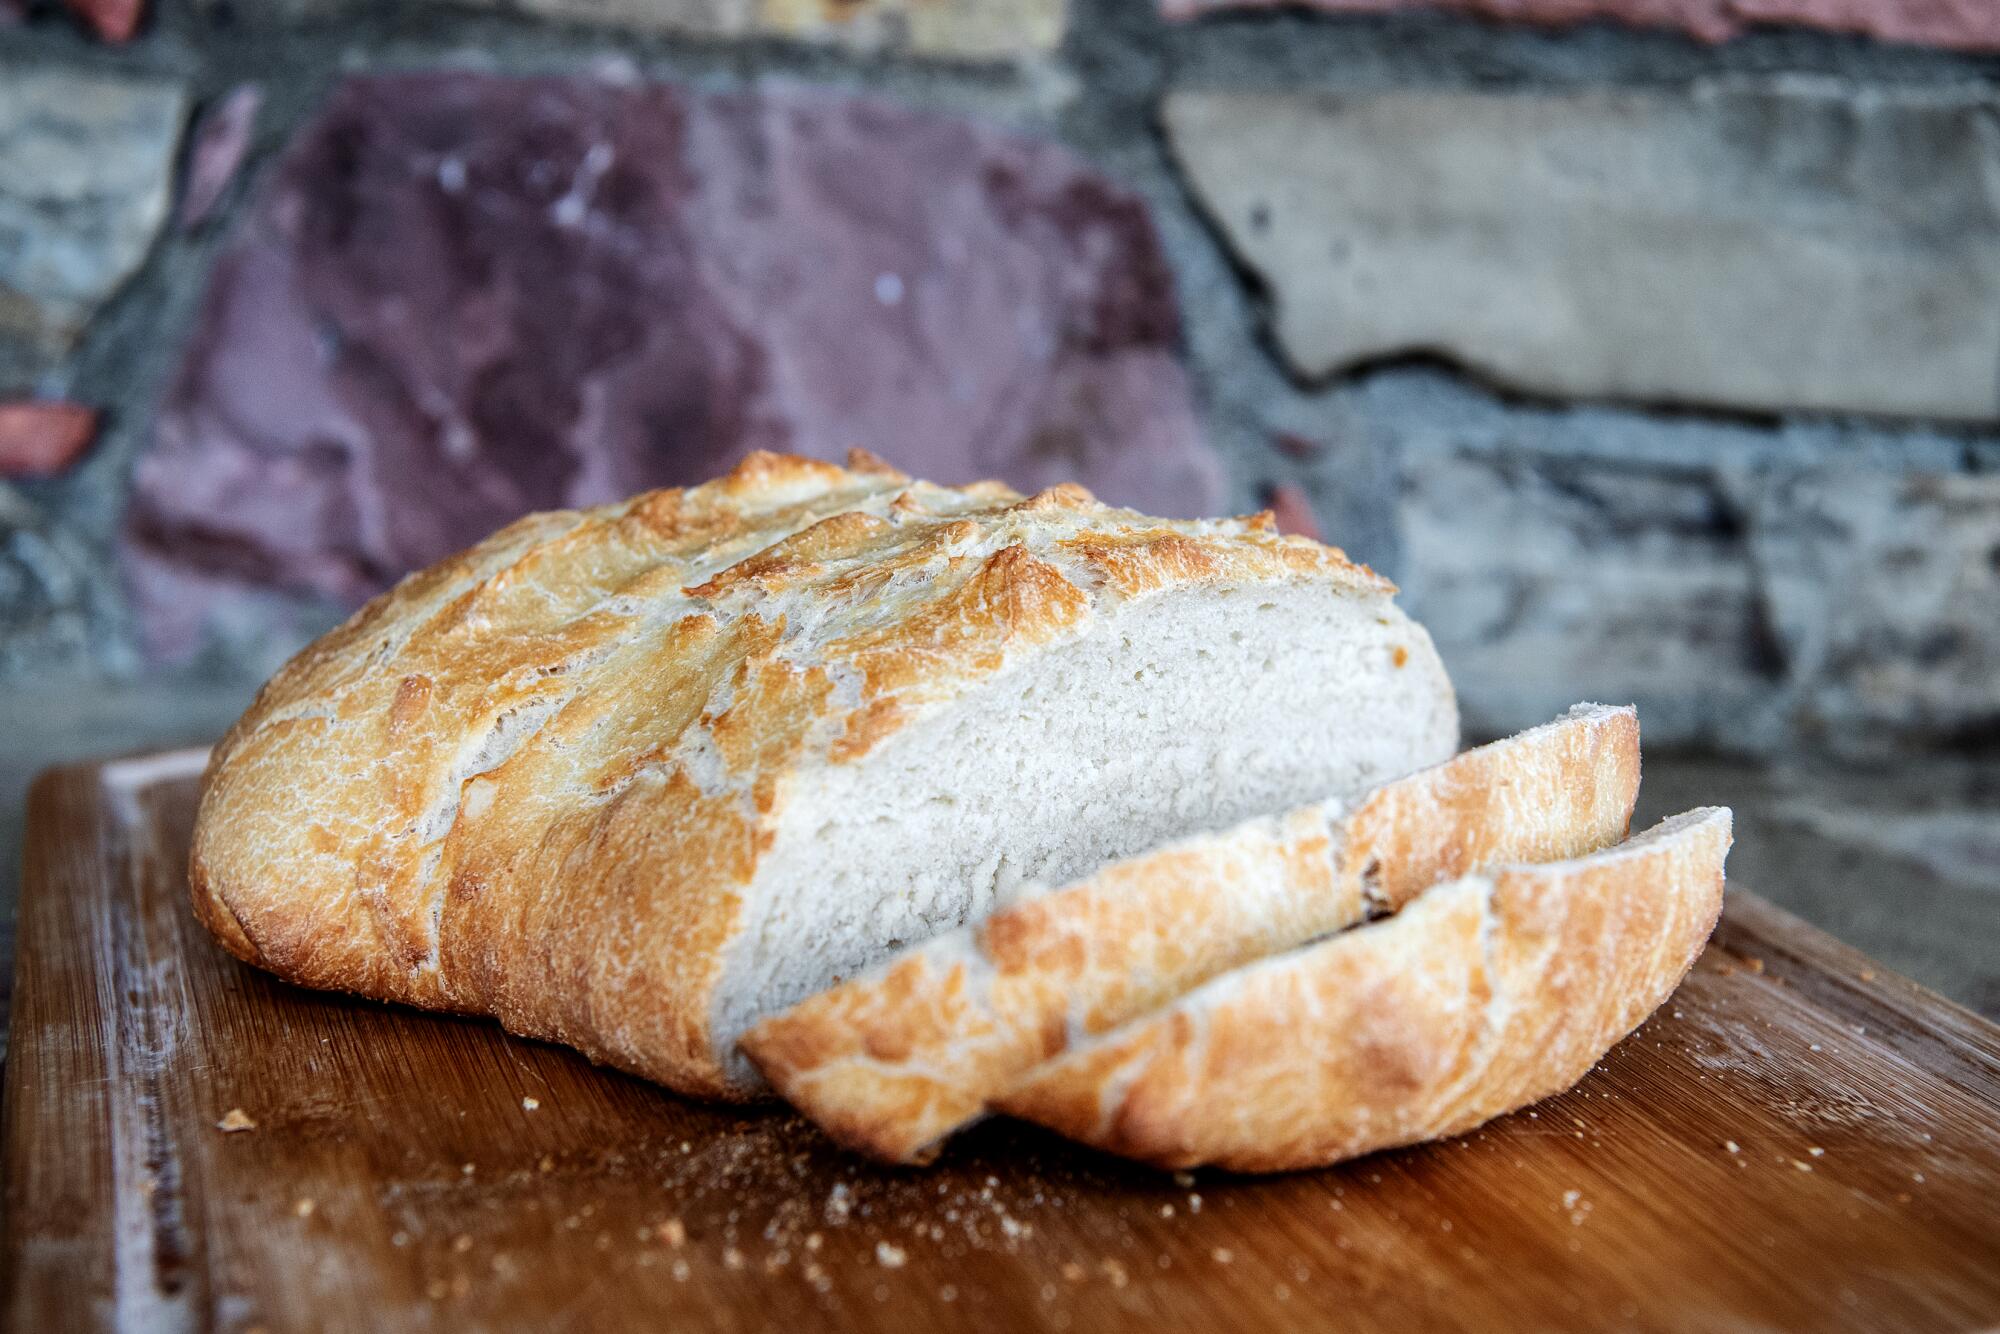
[[128, 73, 1219, 661]]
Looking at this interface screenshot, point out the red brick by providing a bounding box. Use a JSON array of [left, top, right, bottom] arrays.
[[1264, 484, 1324, 542], [64, 0, 144, 41], [0, 401, 98, 478]]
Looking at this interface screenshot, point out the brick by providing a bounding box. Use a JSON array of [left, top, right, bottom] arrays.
[[1754, 469, 2000, 749], [0, 401, 97, 477], [1262, 482, 1323, 541], [63, 0, 145, 41], [1158, 0, 2000, 52], [1393, 446, 1777, 747], [126, 74, 1214, 664], [0, 486, 95, 673], [198, 0, 1065, 59], [1164, 82, 2000, 421], [522, 0, 1064, 57], [0, 70, 187, 384]]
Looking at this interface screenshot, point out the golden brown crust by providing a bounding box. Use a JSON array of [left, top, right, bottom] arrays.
[[740, 705, 1641, 1162], [994, 808, 1731, 1172], [189, 452, 1421, 1099]]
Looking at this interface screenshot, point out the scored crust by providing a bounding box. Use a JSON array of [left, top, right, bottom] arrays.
[[189, 450, 1443, 1100], [740, 703, 1641, 1163], [993, 808, 1731, 1173]]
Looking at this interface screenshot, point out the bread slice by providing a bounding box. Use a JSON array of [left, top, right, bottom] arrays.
[[190, 451, 1457, 1099], [994, 808, 1730, 1173], [741, 704, 1640, 1162]]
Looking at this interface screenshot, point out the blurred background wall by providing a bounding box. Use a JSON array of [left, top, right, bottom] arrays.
[[1, 0, 1996, 1012]]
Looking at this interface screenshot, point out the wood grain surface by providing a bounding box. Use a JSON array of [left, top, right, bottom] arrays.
[[5, 754, 1999, 1332]]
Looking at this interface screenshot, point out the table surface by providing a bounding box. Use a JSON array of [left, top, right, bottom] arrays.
[[6, 751, 2000, 1333]]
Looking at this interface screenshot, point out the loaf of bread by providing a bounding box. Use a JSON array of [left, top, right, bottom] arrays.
[[996, 808, 1731, 1172], [190, 452, 1457, 1099], [743, 703, 1642, 1163]]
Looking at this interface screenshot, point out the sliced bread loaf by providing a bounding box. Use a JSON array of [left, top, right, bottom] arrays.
[[190, 452, 1457, 1099], [741, 703, 1641, 1162], [994, 808, 1730, 1172]]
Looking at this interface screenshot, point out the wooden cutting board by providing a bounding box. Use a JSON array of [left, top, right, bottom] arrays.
[[5, 753, 1999, 1333]]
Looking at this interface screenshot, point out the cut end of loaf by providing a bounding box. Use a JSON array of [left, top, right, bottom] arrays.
[[714, 578, 1458, 1090]]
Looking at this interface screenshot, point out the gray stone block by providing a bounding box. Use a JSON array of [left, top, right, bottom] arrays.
[[1164, 80, 2000, 421], [1754, 468, 2000, 749], [1393, 444, 1781, 748], [0, 68, 187, 387], [193, 0, 1065, 58], [0, 484, 98, 673]]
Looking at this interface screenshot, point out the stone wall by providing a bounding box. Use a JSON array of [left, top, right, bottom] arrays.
[[3, 0, 1997, 757]]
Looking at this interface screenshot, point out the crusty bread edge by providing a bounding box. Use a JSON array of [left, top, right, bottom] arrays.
[[993, 807, 1731, 1173]]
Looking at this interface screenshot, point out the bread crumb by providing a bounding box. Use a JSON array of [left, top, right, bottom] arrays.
[[1859, 969, 1876, 982], [522, 1096, 539, 1111], [723, 1247, 746, 1270], [1061, 1262, 1085, 1283], [538, 1155, 556, 1174], [1159, 1204, 1175, 1219], [1172, 1171, 1196, 1188], [1188, 1193, 1202, 1213], [461, 1163, 476, 1176], [1212, 1247, 1233, 1264], [939, 1284, 958, 1303], [216, 1108, 257, 1133], [1100, 1259, 1128, 1288], [875, 1241, 906, 1269], [805, 1232, 823, 1252], [293, 1198, 315, 1218], [426, 1279, 448, 1301], [659, 1219, 686, 1247], [1808, 1147, 1824, 1157], [1724, 1141, 1740, 1154], [453, 1234, 473, 1254], [671, 1259, 691, 1282], [1792, 1160, 1813, 1172]]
